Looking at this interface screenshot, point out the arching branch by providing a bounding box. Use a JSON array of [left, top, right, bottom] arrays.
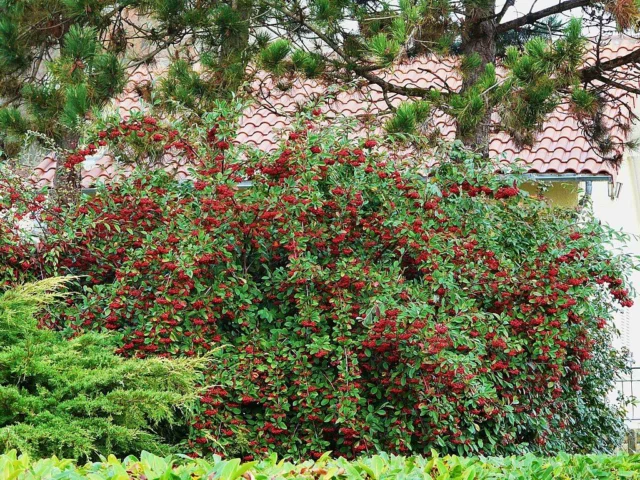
[[581, 47, 640, 81], [496, 0, 593, 34], [265, 1, 445, 100], [587, 74, 640, 96]]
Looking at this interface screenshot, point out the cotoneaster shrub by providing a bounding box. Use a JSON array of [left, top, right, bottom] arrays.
[[0, 110, 634, 459]]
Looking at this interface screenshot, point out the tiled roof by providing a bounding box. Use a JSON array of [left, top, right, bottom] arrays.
[[240, 43, 636, 178], [32, 40, 639, 188]]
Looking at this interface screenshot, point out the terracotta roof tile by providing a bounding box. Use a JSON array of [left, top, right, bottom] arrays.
[[241, 50, 637, 180], [32, 41, 640, 188], [32, 156, 57, 188]]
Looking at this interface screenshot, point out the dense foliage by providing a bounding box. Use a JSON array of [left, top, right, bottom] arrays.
[[0, 278, 205, 460], [2, 449, 640, 480], [0, 111, 634, 459]]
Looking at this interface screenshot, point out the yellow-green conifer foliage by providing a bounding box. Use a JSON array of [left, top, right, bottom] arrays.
[[0, 278, 205, 460]]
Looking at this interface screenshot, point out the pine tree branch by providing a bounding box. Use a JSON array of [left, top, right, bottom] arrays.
[[496, 0, 594, 34], [495, 0, 515, 24], [355, 68, 443, 99], [581, 47, 640, 81], [587, 73, 640, 95], [473, 0, 515, 24], [0, 95, 21, 108], [265, 2, 443, 99]]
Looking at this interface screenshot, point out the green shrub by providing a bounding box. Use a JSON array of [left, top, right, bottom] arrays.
[[0, 110, 635, 458], [0, 278, 206, 460], [1, 449, 640, 479]]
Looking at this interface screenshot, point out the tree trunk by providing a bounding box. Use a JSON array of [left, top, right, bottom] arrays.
[[458, 0, 497, 155], [218, 0, 252, 93], [53, 134, 81, 205]]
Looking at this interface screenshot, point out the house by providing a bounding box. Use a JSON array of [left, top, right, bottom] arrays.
[[29, 37, 640, 392]]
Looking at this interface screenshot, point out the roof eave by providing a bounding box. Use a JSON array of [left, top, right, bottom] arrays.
[[525, 173, 612, 182]]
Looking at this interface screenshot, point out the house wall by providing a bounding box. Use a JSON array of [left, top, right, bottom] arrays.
[[590, 157, 640, 368], [521, 181, 580, 208], [587, 155, 640, 429]]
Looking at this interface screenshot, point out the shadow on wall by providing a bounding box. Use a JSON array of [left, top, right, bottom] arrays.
[[520, 181, 581, 208]]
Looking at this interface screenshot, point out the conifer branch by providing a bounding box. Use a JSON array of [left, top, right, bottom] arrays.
[[587, 73, 640, 95], [581, 47, 640, 81], [495, 0, 515, 24], [496, 0, 594, 33], [265, 2, 445, 99]]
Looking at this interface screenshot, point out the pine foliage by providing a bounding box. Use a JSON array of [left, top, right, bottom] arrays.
[[1, 1, 640, 166], [260, 39, 292, 75], [385, 100, 431, 134], [0, 21, 124, 157]]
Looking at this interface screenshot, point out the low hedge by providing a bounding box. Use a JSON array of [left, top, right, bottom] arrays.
[[3, 450, 640, 479]]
